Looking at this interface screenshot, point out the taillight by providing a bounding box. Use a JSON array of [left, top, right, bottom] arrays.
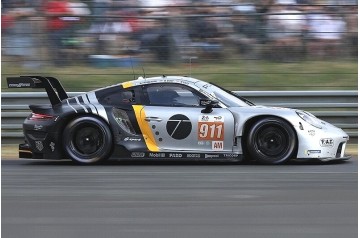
[[29, 113, 54, 120]]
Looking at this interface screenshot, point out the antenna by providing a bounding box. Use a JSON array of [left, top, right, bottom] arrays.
[[127, 46, 135, 80], [130, 56, 135, 80], [189, 57, 196, 77], [142, 67, 146, 79]]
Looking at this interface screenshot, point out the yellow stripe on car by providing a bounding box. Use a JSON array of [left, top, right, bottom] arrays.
[[122, 81, 134, 88], [132, 105, 159, 152]]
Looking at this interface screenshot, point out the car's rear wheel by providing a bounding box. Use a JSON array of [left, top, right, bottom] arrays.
[[63, 116, 112, 164], [246, 117, 296, 164]]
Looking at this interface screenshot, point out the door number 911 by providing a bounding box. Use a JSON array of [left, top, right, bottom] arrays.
[[198, 122, 224, 140]]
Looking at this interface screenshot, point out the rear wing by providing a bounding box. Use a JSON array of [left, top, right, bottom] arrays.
[[7, 76, 68, 106]]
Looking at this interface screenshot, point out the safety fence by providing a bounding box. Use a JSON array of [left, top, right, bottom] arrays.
[[1, 91, 357, 144]]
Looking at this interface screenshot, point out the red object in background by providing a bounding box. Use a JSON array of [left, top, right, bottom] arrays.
[[2, 15, 15, 30], [44, 0, 72, 30]]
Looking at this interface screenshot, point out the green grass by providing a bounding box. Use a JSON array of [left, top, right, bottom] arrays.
[[2, 60, 357, 91]]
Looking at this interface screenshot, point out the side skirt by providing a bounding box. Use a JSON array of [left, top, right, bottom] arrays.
[[113, 149, 243, 162]]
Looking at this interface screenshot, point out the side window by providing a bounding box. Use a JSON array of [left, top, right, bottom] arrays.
[[102, 90, 136, 105], [145, 85, 201, 107]]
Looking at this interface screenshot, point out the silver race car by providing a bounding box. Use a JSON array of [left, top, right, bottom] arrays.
[[7, 75, 350, 164]]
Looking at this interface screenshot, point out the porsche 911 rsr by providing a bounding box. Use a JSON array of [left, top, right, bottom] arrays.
[[7, 75, 350, 164]]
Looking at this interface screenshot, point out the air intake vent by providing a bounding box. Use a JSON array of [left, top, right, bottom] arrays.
[[336, 142, 345, 158]]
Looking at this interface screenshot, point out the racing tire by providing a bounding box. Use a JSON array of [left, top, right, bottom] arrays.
[[246, 117, 297, 164], [63, 116, 113, 164]]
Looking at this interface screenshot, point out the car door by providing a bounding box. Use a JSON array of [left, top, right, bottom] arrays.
[[139, 83, 235, 152]]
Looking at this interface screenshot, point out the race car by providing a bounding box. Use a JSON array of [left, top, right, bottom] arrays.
[[7, 75, 350, 164]]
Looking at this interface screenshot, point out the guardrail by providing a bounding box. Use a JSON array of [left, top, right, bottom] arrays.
[[1, 91, 358, 144]]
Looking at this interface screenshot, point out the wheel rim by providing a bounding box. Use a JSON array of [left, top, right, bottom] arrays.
[[255, 125, 289, 157], [71, 124, 104, 156]]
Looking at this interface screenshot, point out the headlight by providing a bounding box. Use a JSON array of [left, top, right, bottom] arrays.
[[296, 110, 322, 129]]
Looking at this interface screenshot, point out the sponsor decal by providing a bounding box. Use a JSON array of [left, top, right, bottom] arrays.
[[149, 153, 166, 158], [124, 137, 142, 142], [223, 153, 239, 158], [202, 84, 211, 89], [307, 150, 321, 155], [320, 138, 334, 147], [35, 141, 44, 151], [186, 154, 201, 158], [8, 83, 31, 88], [198, 141, 205, 146], [212, 141, 224, 151], [166, 114, 192, 140], [201, 115, 209, 121], [179, 80, 190, 85], [205, 154, 220, 159], [308, 130, 315, 136], [199, 115, 224, 123], [131, 152, 145, 158], [169, 153, 183, 158], [49, 142, 55, 152], [34, 125, 43, 130]]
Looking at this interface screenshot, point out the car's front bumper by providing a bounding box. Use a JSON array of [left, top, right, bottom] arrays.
[[316, 154, 352, 162], [296, 123, 350, 161]]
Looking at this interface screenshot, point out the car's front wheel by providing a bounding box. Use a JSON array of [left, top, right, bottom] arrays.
[[63, 116, 113, 164], [246, 117, 297, 164]]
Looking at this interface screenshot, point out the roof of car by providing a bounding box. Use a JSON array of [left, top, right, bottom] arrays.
[[121, 76, 202, 89]]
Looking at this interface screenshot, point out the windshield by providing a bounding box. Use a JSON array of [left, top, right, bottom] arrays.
[[209, 83, 255, 107]]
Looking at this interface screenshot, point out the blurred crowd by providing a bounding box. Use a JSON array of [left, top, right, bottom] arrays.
[[1, 0, 358, 68]]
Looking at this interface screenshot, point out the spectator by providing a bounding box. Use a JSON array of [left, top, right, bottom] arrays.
[[91, 0, 112, 54], [137, 17, 173, 62], [188, 8, 221, 41], [229, 5, 259, 57], [44, 0, 73, 66], [2, 0, 40, 68], [255, 0, 275, 44], [344, 5, 357, 58], [187, 6, 224, 58], [266, 2, 306, 61], [307, 6, 346, 58], [59, 1, 91, 63]]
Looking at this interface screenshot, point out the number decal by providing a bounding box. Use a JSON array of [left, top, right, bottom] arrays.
[[198, 123, 224, 140], [199, 123, 208, 138], [198, 115, 224, 141]]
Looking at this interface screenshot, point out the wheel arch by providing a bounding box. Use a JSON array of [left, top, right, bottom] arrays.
[[241, 115, 299, 158], [61, 113, 115, 164], [59, 112, 114, 155]]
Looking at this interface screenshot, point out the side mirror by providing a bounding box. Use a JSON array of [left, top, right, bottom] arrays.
[[200, 99, 218, 113]]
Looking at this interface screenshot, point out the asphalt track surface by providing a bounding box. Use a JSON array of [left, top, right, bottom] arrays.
[[2, 157, 357, 238]]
